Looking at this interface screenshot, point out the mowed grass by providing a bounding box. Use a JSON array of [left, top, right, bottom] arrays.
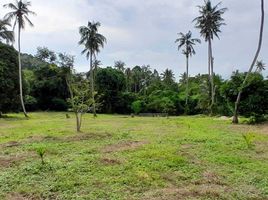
[[0, 113, 268, 200]]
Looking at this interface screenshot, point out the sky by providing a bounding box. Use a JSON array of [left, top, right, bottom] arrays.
[[0, 0, 267, 79]]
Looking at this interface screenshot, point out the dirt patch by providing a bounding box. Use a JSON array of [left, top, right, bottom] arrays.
[[0, 152, 35, 168], [5, 193, 40, 200], [100, 157, 122, 165], [102, 141, 148, 153], [142, 184, 229, 200], [64, 132, 112, 142], [0, 155, 25, 168], [0, 141, 21, 148], [256, 122, 268, 135]]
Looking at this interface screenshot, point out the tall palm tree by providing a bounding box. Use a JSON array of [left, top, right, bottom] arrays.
[[175, 31, 200, 107], [4, 0, 36, 118], [193, 0, 227, 113], [125, 68, 132, 92], [233, 0, 265, 124], [78, 21, 106, 117], [255, 60, 266, 73], [0, 19, 14, 43]]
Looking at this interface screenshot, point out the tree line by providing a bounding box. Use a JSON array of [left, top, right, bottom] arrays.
[[0, 0, 267, 129]]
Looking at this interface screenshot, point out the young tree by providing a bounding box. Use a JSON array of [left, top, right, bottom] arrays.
[[193, 0, 227, 114], [78, 21, 106, 117], [0, 19, 14, 44], [233, 0, 265, 124], [67, 77, 92, 132], [4, 0, 36, 117], [175, 31, 200, 107]]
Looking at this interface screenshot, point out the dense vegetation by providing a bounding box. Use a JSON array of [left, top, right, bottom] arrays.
[[0, 43, 267, 120]]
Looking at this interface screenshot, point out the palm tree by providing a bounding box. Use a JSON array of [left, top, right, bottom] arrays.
[[4, 0, 36, 118], [161, 69, 175, 86], [255, 60, 266, 73], [193, 0, 227, 113], [78, 21, 106, 117], [0, 19, 14, 43], [175, 31, 200, 107], [114, 60, 125, 72], [125, 68, 132, 92], [233, 0, 265, 124]]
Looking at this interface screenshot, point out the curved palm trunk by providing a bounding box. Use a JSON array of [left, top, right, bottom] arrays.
[[18, 27, 28, 118], [208, 38, 215, 114], [185, 55, 189, 108], [90, 52, 97, 117], [233, 0, 264, 124]]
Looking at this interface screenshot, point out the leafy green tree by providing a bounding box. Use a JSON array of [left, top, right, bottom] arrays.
[[233, 0, 265, 124], [36, 47, 57, 64], [131, 100, 143, 115], [193, 0, 227, 113], [0, 42, 20, 115], [67, 76, 92, 132], [95, 67, 126, 113], [4, 0, 36, 117], [0, 19, 14, 44], [78, 21, 106, 117], [175, 31, 200, 107]]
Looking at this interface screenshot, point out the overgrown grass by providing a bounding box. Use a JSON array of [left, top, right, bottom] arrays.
[[0, 112, 267, 199]]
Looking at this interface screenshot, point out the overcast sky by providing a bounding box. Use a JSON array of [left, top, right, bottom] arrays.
[[0, 0, 267, 79]]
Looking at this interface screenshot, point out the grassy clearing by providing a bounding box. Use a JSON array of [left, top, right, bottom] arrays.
[[0, 112, 267, 200]]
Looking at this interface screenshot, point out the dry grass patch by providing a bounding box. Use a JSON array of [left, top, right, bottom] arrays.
[[102, 141, 149, 153]]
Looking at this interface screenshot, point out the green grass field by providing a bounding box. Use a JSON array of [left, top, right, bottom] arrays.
[[0, 113, 267, 200]]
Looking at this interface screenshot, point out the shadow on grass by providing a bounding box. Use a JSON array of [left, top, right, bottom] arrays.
[[0, 114, 29, 121]]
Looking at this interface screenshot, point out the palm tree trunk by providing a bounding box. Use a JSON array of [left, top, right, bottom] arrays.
[[208, 42, 211, 78], [233, 0, 264, 124], [208, 38, 215, 114], [18, 27, 28, 118], [90, 51, 97, 117], [186, 55, 189, 107]]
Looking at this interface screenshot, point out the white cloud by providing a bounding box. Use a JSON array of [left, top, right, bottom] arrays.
[[0, 0, 267, 79]]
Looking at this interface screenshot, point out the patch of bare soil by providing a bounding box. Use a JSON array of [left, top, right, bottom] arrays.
[[0, 156, 24, 168], [0, 152, 35, 168], [64, 132, 112, 142], [100, 157, 122, 165], [256, 122, 268, 135], [0, 141, 21, 148], [102, 141, 148, 153], [5, 193, 40, 200], [142, 183, 229, 200]]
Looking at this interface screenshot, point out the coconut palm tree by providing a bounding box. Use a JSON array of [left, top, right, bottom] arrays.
[[4, 0, 36, 118], [125, 67, 132, 92], [193, 0, 227, 113], [0, 19, 14, 43], [78, 21, 106, 117], [233, 0, 265, 124], [175, 31, 200, 107], [161, 69, 175, 86], [255, 60, 266, 73]]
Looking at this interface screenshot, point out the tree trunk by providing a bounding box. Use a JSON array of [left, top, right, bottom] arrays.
[[90, 52, 97, 117], [208, 41, 211, 78], [208, 38, 215, 115], [233, 0, 264, 124], [18, 27, 28, 118], [185, 55, 189, 108], [75, 113, 81, 132]]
